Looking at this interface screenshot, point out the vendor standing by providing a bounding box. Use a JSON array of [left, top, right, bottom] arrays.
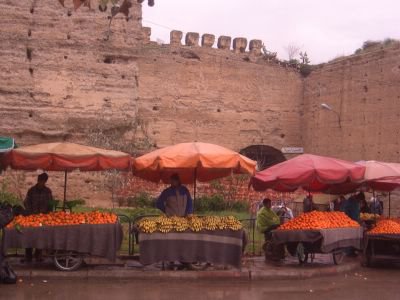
[[342, 192, 363, 222], [23, 172, 53, 262], [156, 174, 193, 217]]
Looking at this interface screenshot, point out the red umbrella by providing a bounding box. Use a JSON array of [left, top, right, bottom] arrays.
[[250, 154, 365, 194]]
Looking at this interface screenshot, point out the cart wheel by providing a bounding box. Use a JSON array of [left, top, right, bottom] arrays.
[[296, 243, 308, 264], [362, 253, 372, 267], [190, 262, 211, 271], [53, 251, 84, 271], [332, 251, 345, 265]]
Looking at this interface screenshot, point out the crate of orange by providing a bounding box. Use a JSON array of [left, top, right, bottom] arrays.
[[363, 218, 400, 267], [270, 211, 363, 265], [2, 211, 123, 271]]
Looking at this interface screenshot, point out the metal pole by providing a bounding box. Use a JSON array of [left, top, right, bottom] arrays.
[[63, 170, 67, 211], [193, 168, 197, 207], [389, 192, 391, 217], [252, 218, 255, 255], [372, 190, 376, 216]]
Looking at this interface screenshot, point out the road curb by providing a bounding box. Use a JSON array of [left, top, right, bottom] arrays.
[[249, 261, 360, 280], [13, 261, 360, 281]]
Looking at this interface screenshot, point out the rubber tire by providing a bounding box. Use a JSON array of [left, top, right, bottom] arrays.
[[332, 251, 345, 265], [296, 243, 309, 264], [53, 251, 84, 271], [364, 254, 372, 267], [190, 262, 211, 271]]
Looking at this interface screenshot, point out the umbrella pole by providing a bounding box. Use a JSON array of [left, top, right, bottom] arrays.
[[389, 192, 391, 217], [372, 190, 376, 215], [193, 168, 197, 208], [63, 170, 67, 211]]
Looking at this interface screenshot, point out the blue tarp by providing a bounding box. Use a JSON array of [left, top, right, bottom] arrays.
[[0, 137, 15, 153]]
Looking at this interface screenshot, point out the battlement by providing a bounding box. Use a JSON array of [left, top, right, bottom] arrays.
[[167, 30, 263, 56], [141, 27, 263, 56], [141, 28, 300, 72]]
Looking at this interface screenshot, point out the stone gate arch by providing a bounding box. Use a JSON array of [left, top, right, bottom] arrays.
[[239, 145, 286, 171]]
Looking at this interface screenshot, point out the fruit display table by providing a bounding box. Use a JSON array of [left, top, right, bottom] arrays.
[[272, 227, 363, 265], [272, 227, 363, 252], [363, 219, 400, 266], [364, 233, 400, 266], [2, 223, 123, 270], [135, 215, 245, 268], [139, 229, 245, 268], [268, 211, 363, 264]]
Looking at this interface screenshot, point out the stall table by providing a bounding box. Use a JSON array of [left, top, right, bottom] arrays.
[[364, 233, 400, 266], [139, 229, 245, 269], [272, 227, 363, 265], [2, 223, 123, 270]]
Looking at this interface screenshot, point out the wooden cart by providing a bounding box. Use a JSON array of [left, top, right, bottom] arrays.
[[363, 233, 400, 267], [272, 227, 363, 265]]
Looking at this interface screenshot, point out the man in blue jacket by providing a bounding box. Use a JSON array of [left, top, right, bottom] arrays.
[[342, 192, 363, 222], [156, 174, 193, 217]]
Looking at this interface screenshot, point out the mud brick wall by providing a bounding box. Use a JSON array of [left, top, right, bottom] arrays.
[[303, 44, 400, 161], [136, 31, 304, 152], [0, 0, 144, 145]]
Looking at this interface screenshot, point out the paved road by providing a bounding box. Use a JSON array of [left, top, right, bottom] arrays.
[[1, 267, 400, 300]]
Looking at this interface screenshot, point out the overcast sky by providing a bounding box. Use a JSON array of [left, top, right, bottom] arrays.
[[142, 0, 400, 64]]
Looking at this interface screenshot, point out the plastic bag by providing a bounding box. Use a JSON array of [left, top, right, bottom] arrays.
[[0, 261, 17, 284]]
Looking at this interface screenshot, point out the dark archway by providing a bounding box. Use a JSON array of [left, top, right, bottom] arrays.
[[240, 145, 286, 171]]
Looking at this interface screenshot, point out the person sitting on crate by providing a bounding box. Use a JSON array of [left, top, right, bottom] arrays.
[[156, 173, 193, 217], [256, 198, 285, 261], [22, 172, 53, 263]]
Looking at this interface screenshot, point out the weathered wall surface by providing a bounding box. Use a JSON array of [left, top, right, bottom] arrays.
[[136, 34, 304, 152], [0, 0, 144, 145], [303, 44, 400, 162]]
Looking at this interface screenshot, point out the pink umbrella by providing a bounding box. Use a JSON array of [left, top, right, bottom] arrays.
[[357, 160, 400, 181], [356, 161, 400, 217], [250, 154, 365, 194]]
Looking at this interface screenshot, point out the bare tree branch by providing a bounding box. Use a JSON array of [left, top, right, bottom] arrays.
[[285, 43, 301, 61]]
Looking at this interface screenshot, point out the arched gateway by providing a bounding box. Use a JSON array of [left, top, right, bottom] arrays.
[[240, 145, 286, 171]]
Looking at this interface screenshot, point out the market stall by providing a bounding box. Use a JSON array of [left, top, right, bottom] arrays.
[[1, 142, 131, 270], [136, 215, 245, 269], [272, 211, 363, 264], [249, 155, 365, 264], [363, 219, 400, 266], [132, 142, 256, 269]]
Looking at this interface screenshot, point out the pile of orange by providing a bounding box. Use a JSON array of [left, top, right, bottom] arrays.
[[6, 211, 118, 229], [278, 211, 360, 230], [368, 219, 400, 235]]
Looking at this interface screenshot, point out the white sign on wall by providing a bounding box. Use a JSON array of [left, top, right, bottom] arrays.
[[281, 147, 304, 154]]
